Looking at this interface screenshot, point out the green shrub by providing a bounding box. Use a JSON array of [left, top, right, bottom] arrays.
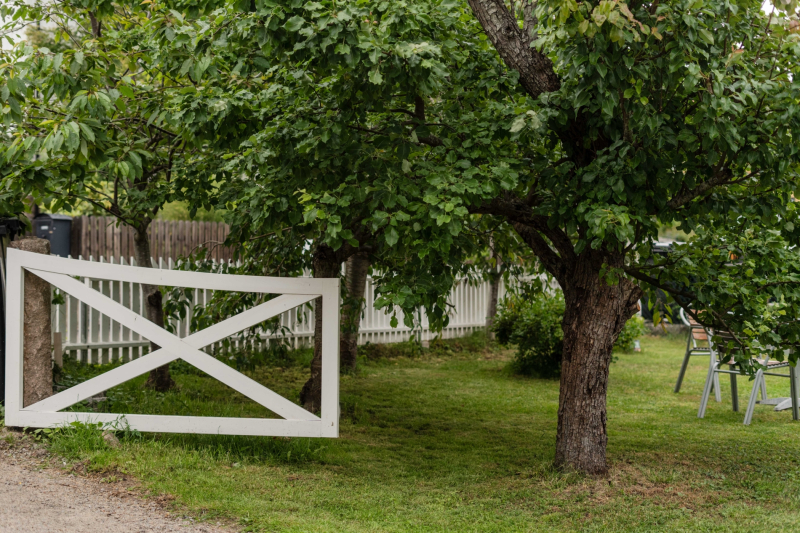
[[494, 293, 647, 378], [493, 294, 565, 379], [616, 315, 648, 352]]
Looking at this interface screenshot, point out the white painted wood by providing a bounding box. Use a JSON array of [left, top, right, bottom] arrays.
[[5, 249, 337, 437], [13, 412, 324, 437], [4, 248, 24, 426], [30, 346, 181, 413], [320, 279, 340, 437], [22, 251, 326, 294], [28, 269, 319, 421], [28, 295, 318, 413]]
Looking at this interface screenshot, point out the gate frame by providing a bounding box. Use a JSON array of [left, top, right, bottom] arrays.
[[4, 249, 339, 438]]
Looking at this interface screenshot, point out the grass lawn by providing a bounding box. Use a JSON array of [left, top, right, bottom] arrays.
[[18, 333, 800, 532]]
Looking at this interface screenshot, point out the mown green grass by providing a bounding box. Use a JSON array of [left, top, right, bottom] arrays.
[[41, 333, 800, 532]]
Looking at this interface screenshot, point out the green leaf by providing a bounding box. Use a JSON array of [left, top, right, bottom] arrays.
[[179, 58, 193, 76], [77, 123, 95, 143], [7, 96, 21, 115], [509, 115, 527, 133], [284, 16, 305, 32], [385, 227, 399, 246], [118, 85, 135, 99], [368, 68, 383, 85], [601, 97, 615, 117], [698, 28, 714, 45]]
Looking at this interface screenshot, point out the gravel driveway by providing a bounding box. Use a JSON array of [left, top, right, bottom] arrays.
[[0, 430, 234, 533]]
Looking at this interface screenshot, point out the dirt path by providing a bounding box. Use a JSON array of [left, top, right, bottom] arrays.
[[0, 431, 234, 533]]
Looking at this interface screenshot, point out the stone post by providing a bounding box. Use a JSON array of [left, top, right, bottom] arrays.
[[9, 237, 53, 407]]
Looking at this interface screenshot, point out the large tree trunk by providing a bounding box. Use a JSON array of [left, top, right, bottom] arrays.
[[555, 253, 641, 474], [340, 252, 370, 371], [133, 226, 175, 392], [299, 243, 341, 412]]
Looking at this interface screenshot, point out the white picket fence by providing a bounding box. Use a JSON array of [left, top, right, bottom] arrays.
[[52, 255, 499, 364]]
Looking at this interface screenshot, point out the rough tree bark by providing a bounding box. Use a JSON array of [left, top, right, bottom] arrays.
[[466, 0, 560, 99], [299, 243, 342, 412], [555, 252, 642, 474], [340, 252, 370, 371], [10, 237, 53, 407], [133, 225, 175, 392]]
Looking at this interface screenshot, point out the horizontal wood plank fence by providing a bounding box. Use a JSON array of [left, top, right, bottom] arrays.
[[71, 216, 234, 263], [51, 255, 498, 364]]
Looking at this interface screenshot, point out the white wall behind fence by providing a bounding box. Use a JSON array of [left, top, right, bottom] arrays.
[[51, 256, 500, 364]]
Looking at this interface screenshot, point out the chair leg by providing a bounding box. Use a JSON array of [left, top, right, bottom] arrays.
[[730, 367, 739, 413], [790, 365, 799, 422], [744, 369, 763, 425], [759, 373, 768, 401], [675, 334, 694, 393], [708, 351, 722, 402], [698, 361, 716, 419], [713, 368, 722, 402]]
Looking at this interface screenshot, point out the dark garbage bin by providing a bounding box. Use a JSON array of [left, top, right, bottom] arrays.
[[33, 213, 72, 258]]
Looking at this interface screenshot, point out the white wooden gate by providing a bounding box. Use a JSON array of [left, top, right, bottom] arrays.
[[4, 249, 339, 437]]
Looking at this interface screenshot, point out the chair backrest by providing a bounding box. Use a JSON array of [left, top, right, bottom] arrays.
[[680, 307, 708, 341], [679, 307, 691, 327]]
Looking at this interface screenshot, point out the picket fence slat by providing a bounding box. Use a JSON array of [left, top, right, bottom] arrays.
[[51, 255, 498, 363]]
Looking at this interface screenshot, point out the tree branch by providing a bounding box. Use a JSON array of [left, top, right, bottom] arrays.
[[522, 0, 538, 46], [623, 267, 696, 301], [467, 0, 560, 100], [666, 167, 737, 210]]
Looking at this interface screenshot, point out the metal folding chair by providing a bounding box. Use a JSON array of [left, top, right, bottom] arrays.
[[697, 331, 799, 425], [675, 308, 720, 401]]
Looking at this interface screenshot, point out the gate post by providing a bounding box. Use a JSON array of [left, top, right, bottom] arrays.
[[9, 237, 52, 407]]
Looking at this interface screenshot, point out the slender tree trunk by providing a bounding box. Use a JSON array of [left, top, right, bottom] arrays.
[[555, 253, 641, 475], [340, 252, 370, 371], [299, 243, 341, 412], [486, 275, 500, 340], [485, 250, 501, 340], [133, 225, 175, 392]]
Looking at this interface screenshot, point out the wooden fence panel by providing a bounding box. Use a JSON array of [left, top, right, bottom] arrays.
[[70, 216, 235, 262]]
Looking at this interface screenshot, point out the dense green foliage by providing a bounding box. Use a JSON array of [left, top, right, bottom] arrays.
[[0, 1, 206, 231], [494, 293, 647, 377], [3, 0, 800, 359], [494, 293, 567, 378]]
